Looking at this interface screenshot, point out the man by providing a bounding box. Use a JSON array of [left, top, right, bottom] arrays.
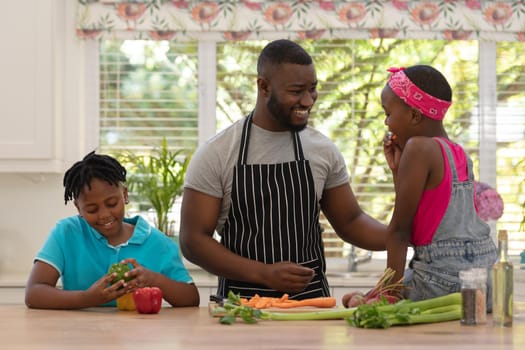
[[179, 39, 386, 299]]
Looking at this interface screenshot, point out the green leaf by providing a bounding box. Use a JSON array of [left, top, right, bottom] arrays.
[[116, 137, 191, 235], [219, 314, 236, 325]]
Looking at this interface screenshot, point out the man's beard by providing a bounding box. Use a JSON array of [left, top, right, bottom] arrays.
[[267, 93, 308, 132]]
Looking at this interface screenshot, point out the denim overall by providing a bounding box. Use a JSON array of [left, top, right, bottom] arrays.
[[404, 138, 497, 310]]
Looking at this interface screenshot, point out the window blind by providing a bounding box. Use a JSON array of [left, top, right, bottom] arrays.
[[99, 39, 525, 257], [496, 41, 525, 255], [216, 39, 480, 259], [99, 40, 199, 154]]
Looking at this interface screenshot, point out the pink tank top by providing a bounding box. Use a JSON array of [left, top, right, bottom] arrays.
[[411, 138, 468, 246]]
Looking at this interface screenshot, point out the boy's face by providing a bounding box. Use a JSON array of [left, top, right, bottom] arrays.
[[74, 178, 128, 240]]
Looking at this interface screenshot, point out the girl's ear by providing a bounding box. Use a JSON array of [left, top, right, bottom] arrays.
[[410, 108, 423, 124]]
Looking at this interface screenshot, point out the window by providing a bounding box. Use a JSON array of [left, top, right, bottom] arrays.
[[99, 40, 199, 154], [99, 39, 525, 257], [495, 42, 525, 254]]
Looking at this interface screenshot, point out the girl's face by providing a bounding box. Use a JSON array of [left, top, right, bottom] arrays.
[[381, 84, 413, 147], [74, 178, 128, 240]]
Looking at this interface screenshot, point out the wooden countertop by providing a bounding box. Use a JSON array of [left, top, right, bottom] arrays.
[[1, 303, 524, 349]]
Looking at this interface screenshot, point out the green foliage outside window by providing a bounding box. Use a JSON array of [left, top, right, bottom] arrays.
[[99, 38, 525, 251], [117, 138, 190, 236], [217, 39, 481, 223]]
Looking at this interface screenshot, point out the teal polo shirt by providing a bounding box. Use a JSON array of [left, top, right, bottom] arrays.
[[36, 215, 193, 306]]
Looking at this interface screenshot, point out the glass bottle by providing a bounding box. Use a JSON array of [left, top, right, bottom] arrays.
[[459, 269, 477, 325], [459, 268, 487, 325], [491, 230, 513, 327]]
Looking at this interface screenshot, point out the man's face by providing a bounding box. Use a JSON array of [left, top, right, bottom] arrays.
[[265, 63, 318, 132]]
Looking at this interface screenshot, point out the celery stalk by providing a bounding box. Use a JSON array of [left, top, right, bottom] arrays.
[[348, 292, 463, 328], [261, 308, 357, 321], [217, 291, 463, 327]]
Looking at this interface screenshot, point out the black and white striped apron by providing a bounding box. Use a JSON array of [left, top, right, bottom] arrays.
[[217, 114, 329, 299]]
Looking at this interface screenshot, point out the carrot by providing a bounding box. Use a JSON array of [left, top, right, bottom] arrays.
[[240, 294, 336, 309], [271, 297, 336, 309], [245, 294, 260, 307], [255, 297, 273, 309], [278, 294, 289, 302]]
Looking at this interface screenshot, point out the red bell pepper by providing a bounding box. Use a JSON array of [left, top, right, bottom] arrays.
[[132, 287, 163, 314]]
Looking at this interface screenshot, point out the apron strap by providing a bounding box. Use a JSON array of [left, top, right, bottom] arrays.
[[238, 112, 253, 166], [238, 111, 305, 165], [293, 132, 305, 161]]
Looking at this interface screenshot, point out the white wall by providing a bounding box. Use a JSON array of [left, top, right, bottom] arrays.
[[0, 1, 94, 279], [0, 174, 76, 276]]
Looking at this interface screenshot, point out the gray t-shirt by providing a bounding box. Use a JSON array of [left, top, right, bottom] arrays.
[[184, 117, 349, 233]]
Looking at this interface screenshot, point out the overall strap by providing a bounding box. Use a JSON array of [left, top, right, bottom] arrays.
[[435, 138, 458, 182]]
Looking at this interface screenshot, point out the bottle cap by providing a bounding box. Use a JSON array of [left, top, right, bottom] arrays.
[[470, 267, 487, 280], [459, 269, 476, 283]]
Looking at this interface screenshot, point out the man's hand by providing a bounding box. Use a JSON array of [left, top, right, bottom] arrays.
[[261, 262, 315, 293]]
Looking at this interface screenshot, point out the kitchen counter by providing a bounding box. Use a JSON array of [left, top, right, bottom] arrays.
[[0, 257, 386, 306], [0, 270, 379, 306], [3, 260, 525, 306], [2, 262, 525, 349], [1, 303, 524, 349]]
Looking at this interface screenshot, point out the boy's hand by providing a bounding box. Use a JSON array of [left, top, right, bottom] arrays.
[[119, 257, 158, 291], [85, 273, 128, 305]]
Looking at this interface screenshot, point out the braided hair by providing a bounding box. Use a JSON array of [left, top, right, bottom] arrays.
[[63, 151, 127, 204]]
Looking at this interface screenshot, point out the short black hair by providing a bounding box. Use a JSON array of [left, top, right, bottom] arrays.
[[257, 39, 313, 77], [404, 65, 452, 102], [63, 151, 126, 204]]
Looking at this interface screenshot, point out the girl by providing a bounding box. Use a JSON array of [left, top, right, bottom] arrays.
[[25, 151, 199, 309], [344, 65, 497, 306]]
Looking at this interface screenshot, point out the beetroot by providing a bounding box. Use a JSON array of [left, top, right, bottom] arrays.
[[346, 292, 366, 308], [342, 268, 404, 308]]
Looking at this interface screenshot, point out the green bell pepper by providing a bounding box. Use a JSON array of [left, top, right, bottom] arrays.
[[107, 262, 136, 311], [107, 262, 133, 285]]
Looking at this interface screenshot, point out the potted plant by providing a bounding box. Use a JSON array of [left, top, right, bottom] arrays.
[[117, 138, 191, 236]]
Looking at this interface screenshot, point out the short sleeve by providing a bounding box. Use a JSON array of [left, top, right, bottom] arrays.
[[35, 220, 68, 276], [161, 240, 194, 284]]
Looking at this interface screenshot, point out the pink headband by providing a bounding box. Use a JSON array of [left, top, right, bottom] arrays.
[[387, 67, 451, 120]]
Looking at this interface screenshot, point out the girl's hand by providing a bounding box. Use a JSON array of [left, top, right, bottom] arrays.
[[383, 133, 402, 172], [119, 257, 158, 290]]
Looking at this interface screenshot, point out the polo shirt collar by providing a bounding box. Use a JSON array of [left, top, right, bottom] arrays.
[[82, 215, 152, 245]]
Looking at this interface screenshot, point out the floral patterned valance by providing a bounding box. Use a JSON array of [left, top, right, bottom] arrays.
[[77, 1, 525, 42]]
